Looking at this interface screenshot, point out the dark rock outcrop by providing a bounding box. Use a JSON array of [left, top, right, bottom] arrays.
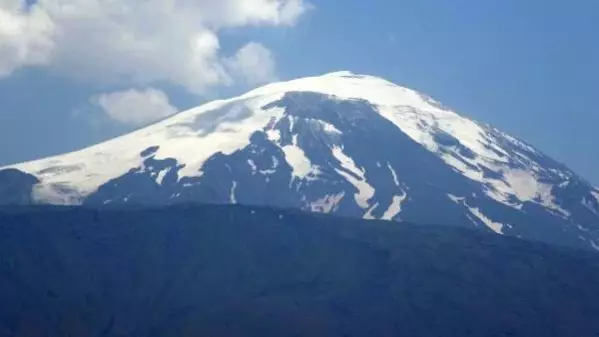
[[0, 169, 39, 205]]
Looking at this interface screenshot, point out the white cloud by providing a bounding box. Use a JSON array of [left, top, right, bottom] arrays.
[[225, 42, 277, 84], [0, 0, 311, 92], [93, 88, 178, 127], [194, 0, 312, 28], [0, 0, 55, 76]]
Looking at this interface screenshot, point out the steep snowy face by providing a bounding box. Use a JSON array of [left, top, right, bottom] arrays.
[[239, 72, 579, 215], [2, 71, 598, 250]]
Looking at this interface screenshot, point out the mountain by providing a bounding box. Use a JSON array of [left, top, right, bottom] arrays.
[[2, 204, 599, 337], [1, 71, 598, 250]]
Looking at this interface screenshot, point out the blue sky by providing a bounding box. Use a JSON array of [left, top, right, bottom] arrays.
[[0, 0, 598, 184]]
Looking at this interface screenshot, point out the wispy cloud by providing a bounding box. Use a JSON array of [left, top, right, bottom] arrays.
[[92, 88, 178, 127]]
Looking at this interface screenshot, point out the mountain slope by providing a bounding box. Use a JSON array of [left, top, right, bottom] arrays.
[[1, 205, 599, 337], [1, 71, 598, 250]]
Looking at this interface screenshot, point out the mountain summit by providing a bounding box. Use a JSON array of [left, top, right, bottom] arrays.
[[2, 72, 598, 249]]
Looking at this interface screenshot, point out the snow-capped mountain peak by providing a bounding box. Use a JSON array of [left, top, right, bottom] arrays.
[[2, 71, 598, 251], [5, 71, 455, 202]]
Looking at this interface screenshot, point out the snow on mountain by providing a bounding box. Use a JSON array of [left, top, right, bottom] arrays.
[[10, 93, 286, 204], [1, 71, 598, 250]]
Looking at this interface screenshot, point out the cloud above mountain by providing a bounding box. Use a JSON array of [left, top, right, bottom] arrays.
[[0, 0, 311, 94], [225, 42, 277, 85], [93, 88, 178, 127]]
